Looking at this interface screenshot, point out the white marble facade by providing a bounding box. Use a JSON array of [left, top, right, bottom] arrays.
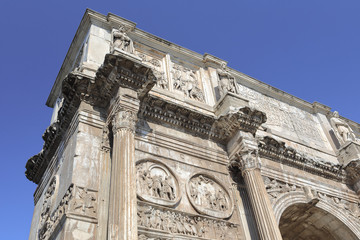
[[26, 9, 360, 240]]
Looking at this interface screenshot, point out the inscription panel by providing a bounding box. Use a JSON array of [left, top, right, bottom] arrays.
[[237, 84, 328, 150]]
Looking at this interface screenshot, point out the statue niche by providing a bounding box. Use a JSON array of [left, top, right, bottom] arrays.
[[136, 160, 180, 207], [186, 174, 233, 219]]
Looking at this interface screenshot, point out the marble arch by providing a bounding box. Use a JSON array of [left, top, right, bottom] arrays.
[[272, 191, 360, 239]]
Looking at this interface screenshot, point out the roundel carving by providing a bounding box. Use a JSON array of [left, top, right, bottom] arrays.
[[136, 160, 181, 207], [186, 173, 233, 219]]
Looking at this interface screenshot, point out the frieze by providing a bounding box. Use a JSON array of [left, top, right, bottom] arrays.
[[258, 136, 346, 182], [138, 53, 168, 90], [38, 184, 98, 240], [136, 160, 181, 207], [137, 202, 241, 239], [140, 95, 266, 142], [171, 63, 204, 102], [186, 174, 233, 219]]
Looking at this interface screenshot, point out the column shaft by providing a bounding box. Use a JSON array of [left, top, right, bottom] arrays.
[[242, 169, 283, 240], [108, 111, 137, 240]]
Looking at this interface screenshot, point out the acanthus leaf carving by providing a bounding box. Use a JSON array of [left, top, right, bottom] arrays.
[[112, 109, 137, 133]]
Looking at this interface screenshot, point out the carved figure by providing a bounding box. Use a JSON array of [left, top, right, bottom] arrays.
[[162, 176, 175, 200], [136, 162, 179, 205], [188, 175, 231, 215], [330, 111, 357, 144], [112, 26, 135, 54], [217, 62, 237, 96], [152, 175, 162, 198], [172, 65, 204, 102], [216, 189, 228, 211]]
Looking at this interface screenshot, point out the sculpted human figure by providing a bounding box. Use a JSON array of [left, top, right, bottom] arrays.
[[162, 176, 175, 200], [330, 111, 357, 144], [216, 189, 227, 211], [112, 26, 135, 54], [217, 62, 237, 96], [152, 175, 162, 198]]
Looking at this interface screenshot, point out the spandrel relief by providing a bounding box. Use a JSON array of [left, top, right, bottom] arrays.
[[138, 53, 168, 90], [186, 174, 233, 219], [136, 160, 181, 207], [171, 62, 204, 102]]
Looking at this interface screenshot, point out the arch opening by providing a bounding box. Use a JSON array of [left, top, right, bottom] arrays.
[[279, 203, 358, 240]]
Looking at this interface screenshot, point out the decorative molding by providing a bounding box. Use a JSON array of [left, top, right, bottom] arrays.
[[112, 109, 137, 133], [140, 95, 266, 142], [263, 176, 299, 205], [137, 202, 241, 239], [268, 181, 360, 225], [136, 160, 181, 207], [186, 173, 234, 219], [38, 184, 98, 240], [258, 136, 346, 182], [26, 53, 156, 184]]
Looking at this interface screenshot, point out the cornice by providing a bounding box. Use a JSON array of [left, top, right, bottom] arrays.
[[46, 9, 360, 128], [140, 94, 266, 143], [27, 53, 156, 184], [258, 136, 346, 182]]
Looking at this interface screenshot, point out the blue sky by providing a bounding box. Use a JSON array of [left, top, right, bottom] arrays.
[[1, 1, 359, 239]]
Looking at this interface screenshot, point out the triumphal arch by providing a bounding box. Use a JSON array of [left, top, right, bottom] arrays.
[[25, 9, 360, 240]]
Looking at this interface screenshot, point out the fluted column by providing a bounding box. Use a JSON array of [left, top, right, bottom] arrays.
[[108, 110, 138, 240], [228, 132, 282, 240]]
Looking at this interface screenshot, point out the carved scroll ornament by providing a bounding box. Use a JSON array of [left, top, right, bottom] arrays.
[[186, 174, 233, 219]]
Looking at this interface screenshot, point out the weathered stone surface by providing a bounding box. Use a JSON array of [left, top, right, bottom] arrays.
[[26, 9, 360, 240]]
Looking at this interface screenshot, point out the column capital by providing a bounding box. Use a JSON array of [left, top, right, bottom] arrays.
[[112, 109, 137, 133], [228, 131, 261, 173]]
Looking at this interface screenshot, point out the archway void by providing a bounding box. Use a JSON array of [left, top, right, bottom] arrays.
[[279, 203, 358, 240]]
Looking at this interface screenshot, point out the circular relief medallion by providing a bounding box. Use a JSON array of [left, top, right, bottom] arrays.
[[136, 160, 181, 207], [186, 173, 233, 219]]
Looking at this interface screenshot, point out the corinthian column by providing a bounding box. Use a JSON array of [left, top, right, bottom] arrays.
[[228, 132, 283, 240], [108, 110, 138, 240]]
